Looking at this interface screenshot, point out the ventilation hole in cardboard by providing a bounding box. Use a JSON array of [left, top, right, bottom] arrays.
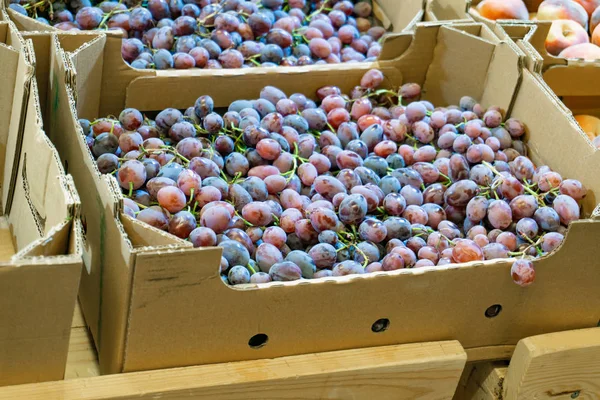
[[485, 304, 502, 318], [64, 159, 69, 175], [248, 334, 268, 349], [371, 318, 390, 333]]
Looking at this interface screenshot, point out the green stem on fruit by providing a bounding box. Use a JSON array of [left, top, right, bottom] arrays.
[[234, 210, 254, 227], [128, 182, 133, 198], [271, 214, 280, 226], [305, 3, 332, 22], [247, 263, 257, 275], [438, 172, 453, 187], [352, 244, 369, 269], [336, 244, 349, 253]]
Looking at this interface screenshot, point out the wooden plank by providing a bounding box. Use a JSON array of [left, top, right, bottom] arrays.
[[504, 328, 600, 400], [465, 345, 515, 363], [64, 327, 100, 380], [0, 341, 467, 400], [454, 362, 507, 400], [71, 301, 87, 329], [0, 217, 15, 262]]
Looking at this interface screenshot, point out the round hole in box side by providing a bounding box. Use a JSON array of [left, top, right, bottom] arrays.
[[371, 318, 390, 333], [248, 333, 268, 349], [485, 304, 502, 318]]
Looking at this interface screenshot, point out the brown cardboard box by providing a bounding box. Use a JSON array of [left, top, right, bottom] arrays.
[[0, 17, 82, 386], [47, 21, 600, 376], [501, 21, 600, 114]]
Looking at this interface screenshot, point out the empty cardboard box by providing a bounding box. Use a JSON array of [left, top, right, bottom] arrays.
[[0, 17, 82, 386]]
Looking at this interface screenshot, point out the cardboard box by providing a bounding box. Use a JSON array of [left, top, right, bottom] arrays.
[[47, 21, 600, 375], [4, 0, 426, 34], [500, 21, 600, 120], [0, 16, 82, 386]]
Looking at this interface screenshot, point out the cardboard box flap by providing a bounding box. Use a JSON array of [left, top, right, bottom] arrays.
[[5, 7, 53, 32], [121, 214, 192, 248], [377, 0, 424, 32], [14, 174, 79, 258], [68, 33, 105, 119], [12, 219, 70, 259], [124, 63, 403, 113], [423, 24, 496, 106], [0, 20, 6, 42], [0, 26, 18, 207], [0, 258, 80, 385], [1, 20, 32, 215], [499, 23, 544, 74], [425, 0, 472, 21]]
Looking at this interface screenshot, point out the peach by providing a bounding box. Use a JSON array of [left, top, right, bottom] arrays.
[[558, 42, 600, 59], [476, 0, 529, 20], [537, 0, 589, 28], [575, 114, 600, 140], [593, 23, 600, 44], [572, 0, 600, 16], [545, 19, 589, 55], [591, 6, 600, 32]]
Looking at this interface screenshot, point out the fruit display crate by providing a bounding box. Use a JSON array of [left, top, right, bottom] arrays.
[[0, 306, 597, 399], [1, 0, 445, 34], [499, 21, 600, 147], [1, 0, 475, 76], [432, 0, 600, 58], [30, 19, 600, 379], [0, 15, 82, 386]]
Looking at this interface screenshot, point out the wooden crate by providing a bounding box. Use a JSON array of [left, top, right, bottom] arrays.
[[0, 304, 597, 400], [454, 328, 600, 400]]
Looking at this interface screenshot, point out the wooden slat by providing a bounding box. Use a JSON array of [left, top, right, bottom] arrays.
[[64, 327, 100, 380], [0, 217, 15, 262], [465, 345, 515, 363], [453, 362, 507, 400], [503, 327, 600, 400], [0, 341, 466, 400], [71, 301, 87, 329], [65, 302, 100, 379]]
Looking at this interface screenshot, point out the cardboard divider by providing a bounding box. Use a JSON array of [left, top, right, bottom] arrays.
[[44, 20, 600, 376], [494, 22, 600, 180], [0, 17, 83, 387], [425, 0, 474, 22]]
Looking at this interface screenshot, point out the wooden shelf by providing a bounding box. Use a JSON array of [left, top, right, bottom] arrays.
[[1, 304, 598, 400], [0, 324, 467, 399], [64, 303, 100, 380]]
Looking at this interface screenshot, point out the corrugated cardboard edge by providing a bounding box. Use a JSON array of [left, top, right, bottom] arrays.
[[2, 18, 33, 215]]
